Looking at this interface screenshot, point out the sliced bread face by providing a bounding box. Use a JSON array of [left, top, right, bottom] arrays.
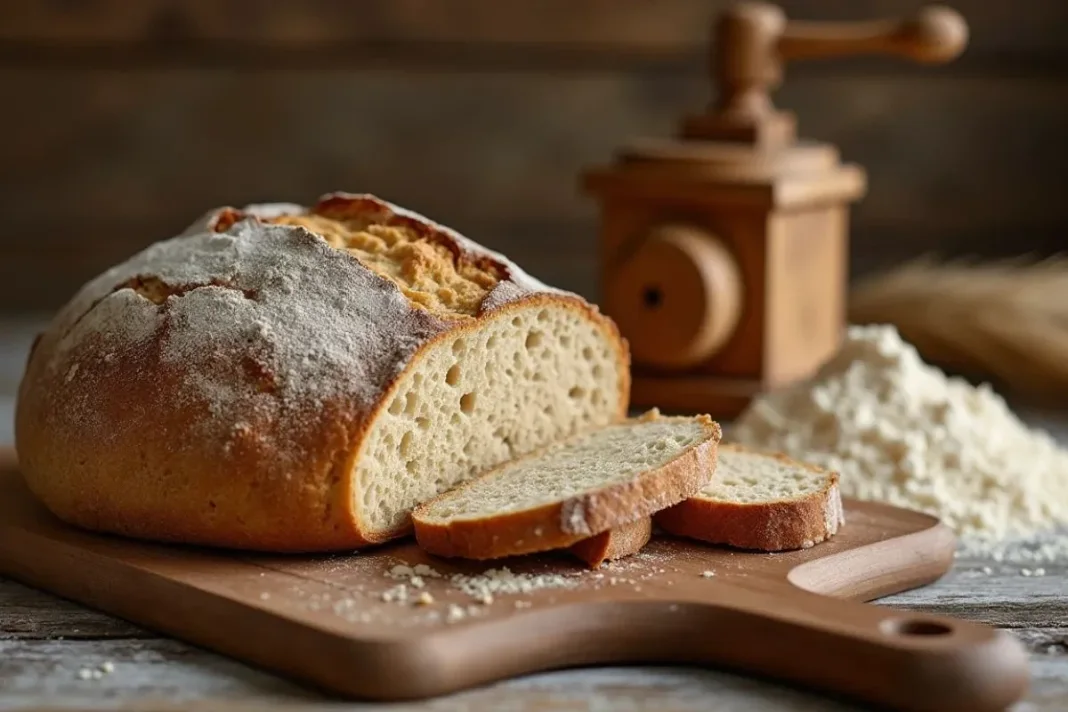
[[655, 444, 844, 552], [412, 412, 721, 560], [570, 517, 652, 569]]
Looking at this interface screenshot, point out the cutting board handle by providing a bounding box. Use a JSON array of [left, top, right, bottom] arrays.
[[452, 583, 1029, 712], [681, 585, 1030, 711]]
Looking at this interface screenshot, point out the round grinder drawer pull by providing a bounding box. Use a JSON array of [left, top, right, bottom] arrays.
[[605, 224, 742, 370]]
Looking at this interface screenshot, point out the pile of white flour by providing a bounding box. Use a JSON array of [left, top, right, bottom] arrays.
[[730, 324, 1068, 560]]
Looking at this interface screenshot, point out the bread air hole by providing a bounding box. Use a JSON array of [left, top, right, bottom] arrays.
[[460, 392, 476, 413], [388, 397, 403, 416], [404, 391, 419, 415], [400, 432, 413, 457], [537, 309, 549, 322], [569, 386, 585, 399], [526, 331, 543, 350], [446, 364, 461, 386], [452, 339, 466, 355]]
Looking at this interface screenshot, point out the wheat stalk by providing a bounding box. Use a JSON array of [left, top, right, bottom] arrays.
[[848, 255, 1068, 402]]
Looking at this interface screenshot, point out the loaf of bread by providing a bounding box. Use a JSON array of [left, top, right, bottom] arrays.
[[15, 193, 630, 552], [655, 445, 844, 551]]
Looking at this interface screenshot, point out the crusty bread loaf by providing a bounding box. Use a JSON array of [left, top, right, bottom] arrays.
[[570, 517, 652, 569], [655, 444, 844, 551], [412, 412, 721, 560], [15, 193, 630, 552]]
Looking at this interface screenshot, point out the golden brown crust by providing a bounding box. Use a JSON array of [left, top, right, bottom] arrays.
[[411, 416, 721, 560], [654, 445, 842, 552], [17, 294, 627, 553], [569, 517, 653, 569], [15, 194, 631, 553]]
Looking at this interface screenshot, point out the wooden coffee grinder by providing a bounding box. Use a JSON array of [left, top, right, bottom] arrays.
[[582, 3, 967, 418]]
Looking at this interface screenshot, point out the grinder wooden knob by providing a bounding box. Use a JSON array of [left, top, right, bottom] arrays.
[[605, 225, 742, 370]]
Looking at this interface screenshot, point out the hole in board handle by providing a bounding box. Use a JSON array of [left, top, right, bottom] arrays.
[[881, 618, 954, 637]]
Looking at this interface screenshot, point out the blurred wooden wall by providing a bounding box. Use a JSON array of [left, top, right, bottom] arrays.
[[1, 0, 1066, 313]]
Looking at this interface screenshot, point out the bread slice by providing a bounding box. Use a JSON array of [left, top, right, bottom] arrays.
[[655, 444, 844, 551], [412, 412, 721, 560], [15, 193, 629, 552], [570, 517, 652, 569]]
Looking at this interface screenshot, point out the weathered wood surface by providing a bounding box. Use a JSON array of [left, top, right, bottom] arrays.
[[1, 0, 1066, 312]]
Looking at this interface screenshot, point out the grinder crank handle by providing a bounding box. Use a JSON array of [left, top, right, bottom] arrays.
[[777, 5, 969, 63], [706, 3, 969, 138]]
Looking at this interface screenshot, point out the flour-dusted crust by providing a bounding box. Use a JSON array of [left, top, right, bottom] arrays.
[[15, 193, 630, 552], [655, 445, 844, 552], [411, 415, 721, 560], [570, 517, 653, 569]]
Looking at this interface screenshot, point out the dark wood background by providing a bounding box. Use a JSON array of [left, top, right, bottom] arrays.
[[1, 0, 1066, 314]]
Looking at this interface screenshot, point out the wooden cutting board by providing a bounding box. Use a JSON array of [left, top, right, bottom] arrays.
[[0, 450, 1029, 712]]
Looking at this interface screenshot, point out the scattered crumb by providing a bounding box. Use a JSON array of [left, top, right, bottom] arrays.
[[414, 564, 442, 578], [101, 662, 114, 674], [409, 576, 425, 589], [259, 592, 270, 601], [446, 604, 466, 623], [1021, 569, 1033, 577], [981, 566, 993, 575], [514, 600, 532, 609], [77, 669, 93, 681], [477, 594, 494, 605], [415, 591, 434, 606], [701, 570, 715, 578], [380, 584, 409, 603]]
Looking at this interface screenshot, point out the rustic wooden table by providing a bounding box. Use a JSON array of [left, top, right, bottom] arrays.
[[1, 320, 1065, 711]]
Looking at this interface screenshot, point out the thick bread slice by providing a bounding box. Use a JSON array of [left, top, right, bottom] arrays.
[[412, 413, 721, 560], [15, 193, 629, 552], [655, 444, 844, 551], [570, 517, 652, 569]]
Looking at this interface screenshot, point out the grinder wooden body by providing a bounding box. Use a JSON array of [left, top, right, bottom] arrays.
[[582, 2, 968, 418]]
